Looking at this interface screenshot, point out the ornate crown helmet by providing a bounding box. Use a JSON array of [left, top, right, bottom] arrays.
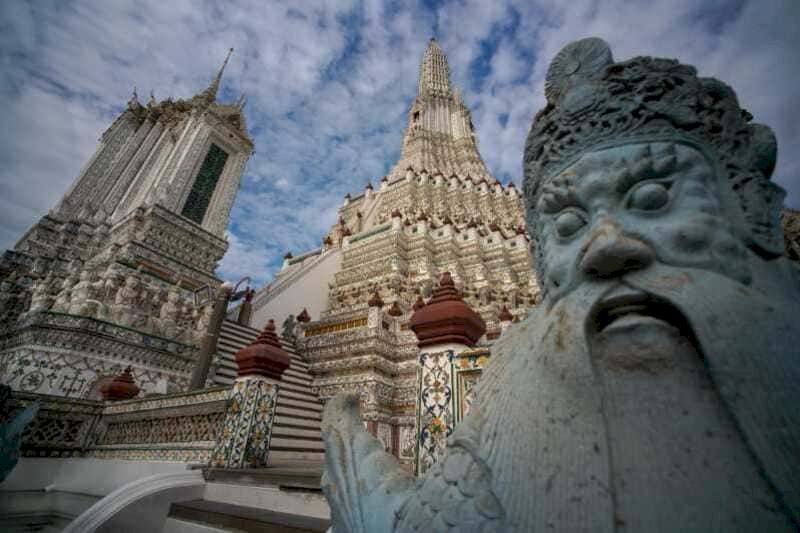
[[523, 37, 786, 273]]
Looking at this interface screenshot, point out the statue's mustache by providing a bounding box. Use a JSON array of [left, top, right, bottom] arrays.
[[542, 266, 702, 345]]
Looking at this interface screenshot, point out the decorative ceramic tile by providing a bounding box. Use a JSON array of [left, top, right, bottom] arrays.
[[7, 387, 231, 462], [414, 350, 454, 475], [210, 378, 279, 468], [412, 348, 493, 474]]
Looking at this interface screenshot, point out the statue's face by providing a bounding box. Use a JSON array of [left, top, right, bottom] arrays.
[[536, 142, 753, 355]]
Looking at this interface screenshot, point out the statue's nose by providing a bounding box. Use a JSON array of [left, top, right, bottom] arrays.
[[579, 221, 654, 278]]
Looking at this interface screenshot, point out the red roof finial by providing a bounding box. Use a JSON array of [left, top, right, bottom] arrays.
[[297, 308, 311, 322], [387, 301, 403, 317], [368, 290, 384, 308], [498, 305, 513, 322], [234, 319, 291, 379], [101, 366, 140, 401], [409, 272, 486, 348]]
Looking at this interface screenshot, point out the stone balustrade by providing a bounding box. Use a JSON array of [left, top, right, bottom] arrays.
[[3, 387, 229, 462]]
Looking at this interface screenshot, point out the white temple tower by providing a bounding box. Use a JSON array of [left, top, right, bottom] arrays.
[[0, 50, 253, 398]]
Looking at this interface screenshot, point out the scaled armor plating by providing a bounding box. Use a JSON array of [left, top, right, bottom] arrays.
[[320, 38, 800, 531]]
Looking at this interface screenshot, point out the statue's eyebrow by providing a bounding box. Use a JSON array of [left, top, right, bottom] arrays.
[[539, 174, 580, 214], [614, 147, 678, 194]]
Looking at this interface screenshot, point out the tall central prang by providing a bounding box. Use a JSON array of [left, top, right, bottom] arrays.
[[392, 38, 492, 180], [247, 39, 538, 463]]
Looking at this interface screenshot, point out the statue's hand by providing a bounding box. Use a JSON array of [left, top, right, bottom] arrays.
[[321, 393, 413, 533]]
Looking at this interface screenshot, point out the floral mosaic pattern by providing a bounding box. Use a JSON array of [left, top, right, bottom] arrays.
[[211, 378, 279, 468], [415, 350, 455, 475], [453, 349, 490, 423], [414, 348, 491, 474]]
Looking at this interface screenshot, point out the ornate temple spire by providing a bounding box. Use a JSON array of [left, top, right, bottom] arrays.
[[389, 38, 493, 180], [202, 47, 234, 103], [418, 37, 451, 97]]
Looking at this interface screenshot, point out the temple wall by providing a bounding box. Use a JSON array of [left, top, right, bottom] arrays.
[[250, 248, 342, 328]]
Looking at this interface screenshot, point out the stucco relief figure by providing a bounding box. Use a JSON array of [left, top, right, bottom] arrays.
[[67, 270, 97, 317], [0, 276, 20, 322], [320, 38, 800, 532], [112, 274, 141, 328], [27, 273, 55, 314], [94, 263, 122, 321], [193, 302, 214, 344], [50, 275, 77, 313], [156, 287, 182, 338]]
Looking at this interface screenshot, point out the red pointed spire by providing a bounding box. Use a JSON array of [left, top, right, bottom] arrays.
[[368, 290, 384, 308], [412, 294, 426, 311], [297, 308, 311, 322], [498, 305, 513, 322]]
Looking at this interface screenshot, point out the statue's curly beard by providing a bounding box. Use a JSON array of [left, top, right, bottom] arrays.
[[512, 259, 800, 531], [453, 257, 799, 531]]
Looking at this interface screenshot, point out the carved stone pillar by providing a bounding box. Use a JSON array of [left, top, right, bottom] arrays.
[[210, 319, 290, 468], [409, 271, 485, 474]]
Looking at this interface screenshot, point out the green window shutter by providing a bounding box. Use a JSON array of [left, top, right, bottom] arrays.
[[181, 143, 229, 224]]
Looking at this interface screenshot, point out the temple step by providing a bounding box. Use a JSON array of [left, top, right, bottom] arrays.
[[164, 499, 328, 533], [276, 405, 321, 421], [271, 426, 322, 440], [277, 396, 322, 413], [267, 450, 326, 464], [269, 437, 325, 452], [273, 416, 322, 430]]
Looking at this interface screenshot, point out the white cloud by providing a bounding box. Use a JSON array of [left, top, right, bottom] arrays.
[[1, 0, 797, 288]]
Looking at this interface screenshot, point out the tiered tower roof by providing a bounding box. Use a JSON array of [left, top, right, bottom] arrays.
[[418, 38, 451, 97], [390, 38, 492, 180]]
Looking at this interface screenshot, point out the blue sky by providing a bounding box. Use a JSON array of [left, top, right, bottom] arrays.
[[1, 0, 798, 287]]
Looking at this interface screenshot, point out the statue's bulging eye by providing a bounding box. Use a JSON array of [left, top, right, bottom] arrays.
[[554, 210, 586, 238], [628, 182, 670, 211]]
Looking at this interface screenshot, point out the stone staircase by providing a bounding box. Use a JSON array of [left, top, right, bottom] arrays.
[[212, 320, 325, 465], [162, 466, 329, 532]]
